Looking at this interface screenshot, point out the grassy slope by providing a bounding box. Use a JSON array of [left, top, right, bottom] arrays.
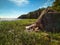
[[0, 19, 60, 45]]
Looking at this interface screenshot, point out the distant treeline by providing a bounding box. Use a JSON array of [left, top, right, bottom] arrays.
[[18, 8, 45, 19], [18, 0, 60, 19]]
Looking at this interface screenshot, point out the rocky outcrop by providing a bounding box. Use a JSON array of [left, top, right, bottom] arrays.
[[41, 12, 60, 32], [26, 8, 60, 32], [35, 8, 60, 32]]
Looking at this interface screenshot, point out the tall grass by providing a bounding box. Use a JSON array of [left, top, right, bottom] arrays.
[[0, 19, 60, 45]]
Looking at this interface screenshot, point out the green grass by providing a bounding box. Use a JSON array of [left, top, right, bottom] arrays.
[[0, 19, 60, 45]]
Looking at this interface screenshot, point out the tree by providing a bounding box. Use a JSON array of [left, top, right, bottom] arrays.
[[52, 0, 60, 12]]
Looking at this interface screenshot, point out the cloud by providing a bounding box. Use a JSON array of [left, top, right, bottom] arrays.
[[40, 0, 54, 8], [8, 0, 29, 6]]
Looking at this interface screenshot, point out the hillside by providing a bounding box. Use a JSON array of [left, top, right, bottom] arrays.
[[18, 8, 45, 19]]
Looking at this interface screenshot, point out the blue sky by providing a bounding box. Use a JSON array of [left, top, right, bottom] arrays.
[[0, 0, 55, 18]]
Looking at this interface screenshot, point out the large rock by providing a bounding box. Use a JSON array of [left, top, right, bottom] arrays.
[[26, 8, 60, 32], [36, 8, 60, 32], [41, 12, 60, 32]]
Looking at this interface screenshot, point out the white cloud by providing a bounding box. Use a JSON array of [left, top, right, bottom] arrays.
[[8, 0, 29, 6], [40, 0, 54, 8]]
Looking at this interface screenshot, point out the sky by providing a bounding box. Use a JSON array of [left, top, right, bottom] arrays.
[[0, 0, 55, 18]]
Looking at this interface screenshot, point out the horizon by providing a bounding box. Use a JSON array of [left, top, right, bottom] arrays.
[[0, 0, 55, 18]]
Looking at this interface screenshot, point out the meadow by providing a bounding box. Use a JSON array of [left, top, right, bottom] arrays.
[[0, 19, 60, 45]]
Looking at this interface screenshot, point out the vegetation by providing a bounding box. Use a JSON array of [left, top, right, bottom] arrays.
[[52, 0, 60, 12], [0, 19, 60, 45], [18, 8, 45, 19]]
